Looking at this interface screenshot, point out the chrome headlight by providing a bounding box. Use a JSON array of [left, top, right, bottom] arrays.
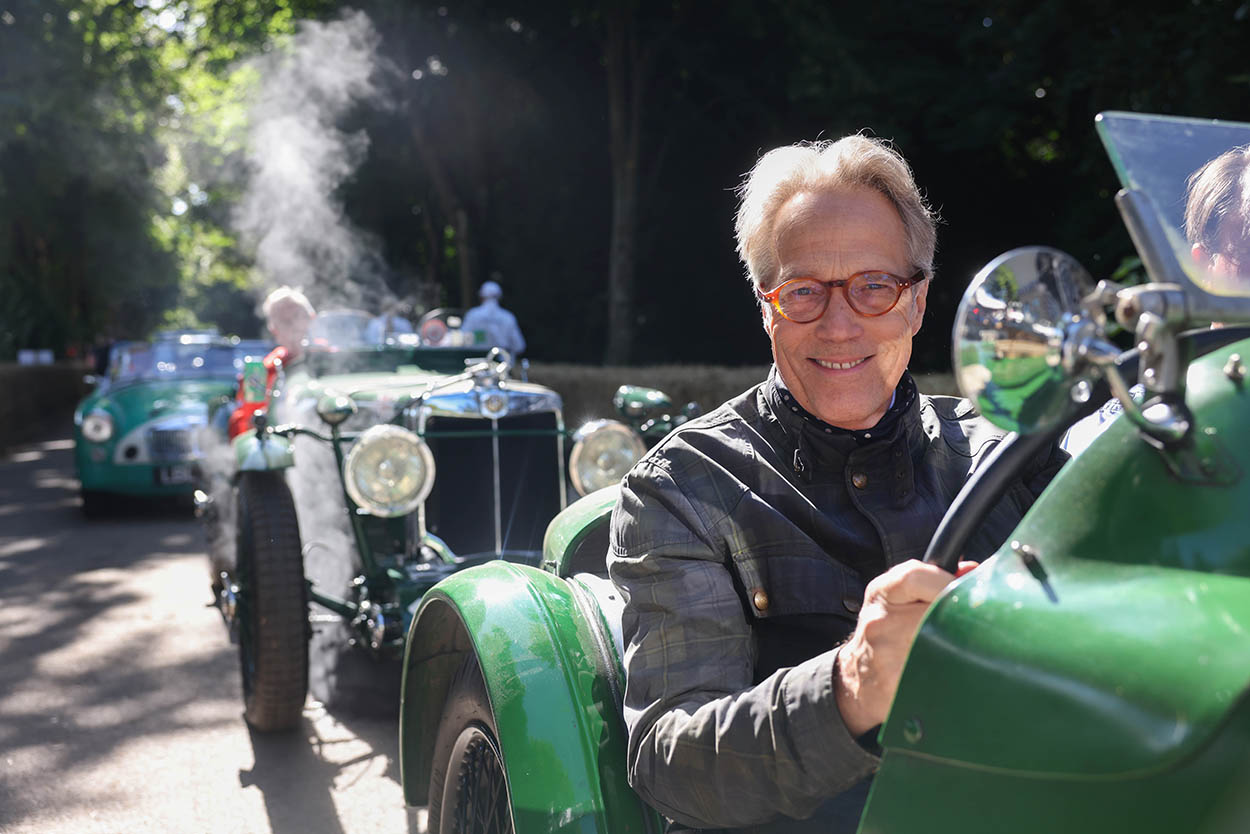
[[343, 425, 435, 517], [569, 419, 647, 496], [81, 411, 114, 444]]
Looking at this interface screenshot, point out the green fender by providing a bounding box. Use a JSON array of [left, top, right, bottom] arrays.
[[398, 559, 658, 834], [232, 428, 295, 471], [541, 485, 621, 576]]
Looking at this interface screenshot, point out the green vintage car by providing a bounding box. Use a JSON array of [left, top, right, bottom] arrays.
[[216, 308, 697, 731], [396, 112, 1250, 834], [73, 330, 270, 517]]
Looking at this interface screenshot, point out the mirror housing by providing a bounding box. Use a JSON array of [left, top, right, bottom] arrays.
[[953, 247, 1095, 434]]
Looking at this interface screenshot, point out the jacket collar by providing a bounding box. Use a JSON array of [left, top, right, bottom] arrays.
[[760, 366, 924, 481]]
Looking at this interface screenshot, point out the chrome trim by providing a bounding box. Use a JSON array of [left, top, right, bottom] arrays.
[[556, 408, 567, 510], [417, 380, 562, 420], [112, 412, 209, 465]]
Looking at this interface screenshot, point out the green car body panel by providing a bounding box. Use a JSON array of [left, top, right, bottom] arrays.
[[861, 339, 1250, 832], [75, 378, 236, 495], [541, 486, 621, 575], [399, 559, 659, 834]]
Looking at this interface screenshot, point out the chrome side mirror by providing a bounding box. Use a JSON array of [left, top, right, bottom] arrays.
[[953, 247, 1095, 434]]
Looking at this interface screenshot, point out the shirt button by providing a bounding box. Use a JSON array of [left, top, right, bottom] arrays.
[[843, 595, 863, 614], [851, 472, 869, 489], [752, 588, 770, 612]]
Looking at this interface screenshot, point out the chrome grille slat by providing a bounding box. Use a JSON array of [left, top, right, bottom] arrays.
[[148, 428, 195, 462]]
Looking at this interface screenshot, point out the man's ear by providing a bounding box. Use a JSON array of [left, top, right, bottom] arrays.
[[759, 290, 775, 336], [910, 278, 930, 336]]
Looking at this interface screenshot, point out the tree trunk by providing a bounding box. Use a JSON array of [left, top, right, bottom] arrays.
[[602, 6, 646, 365], [410, 120, 479, 309]]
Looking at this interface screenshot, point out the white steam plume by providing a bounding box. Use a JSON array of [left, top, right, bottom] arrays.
[[235, 9, 393, 312]]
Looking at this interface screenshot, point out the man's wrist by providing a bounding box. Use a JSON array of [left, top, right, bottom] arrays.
[[833, 642, 878, 737]]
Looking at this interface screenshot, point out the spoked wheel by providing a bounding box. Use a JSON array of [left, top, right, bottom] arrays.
[[428, 657, 514, 834], [235, 471, 308, 732]]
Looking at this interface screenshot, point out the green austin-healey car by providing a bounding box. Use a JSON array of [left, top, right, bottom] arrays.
[[395, 112, 1250, 834], [212, 307, 698, 731], [73, 330, 270, 517]]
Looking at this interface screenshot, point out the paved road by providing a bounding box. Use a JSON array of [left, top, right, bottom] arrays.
[[0, 432, 424, 834]]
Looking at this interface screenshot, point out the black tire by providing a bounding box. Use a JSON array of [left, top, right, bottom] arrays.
[[235, 471, 308, 732], [80, 489, 110, 519], [428, 656, 514, 834]]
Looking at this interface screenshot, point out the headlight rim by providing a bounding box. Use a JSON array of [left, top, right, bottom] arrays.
[[81, 410, 115, 444], [343, 424, 436, 518], [569, 418, 647, 497]]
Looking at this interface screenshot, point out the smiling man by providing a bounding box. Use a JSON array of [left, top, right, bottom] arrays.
[[607, 135, 1067, 833]]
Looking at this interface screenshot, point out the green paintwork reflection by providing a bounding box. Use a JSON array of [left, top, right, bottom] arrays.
[[401, 561, 656, 834], [864, 340, 1250, 832]]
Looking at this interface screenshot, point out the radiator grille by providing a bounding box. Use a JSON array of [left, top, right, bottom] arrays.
[[148, 428, 195, 462], [421, 412, 562, 558]]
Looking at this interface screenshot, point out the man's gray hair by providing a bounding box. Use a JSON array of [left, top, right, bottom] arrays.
[[734, 134, 938, 291], [261, 285, 315, 323]]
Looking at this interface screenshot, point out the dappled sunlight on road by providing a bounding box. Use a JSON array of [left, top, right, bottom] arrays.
[[0, 433, 416, 834]]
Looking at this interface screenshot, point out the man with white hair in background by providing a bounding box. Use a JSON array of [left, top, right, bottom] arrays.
[[461, 279, 526, 356]]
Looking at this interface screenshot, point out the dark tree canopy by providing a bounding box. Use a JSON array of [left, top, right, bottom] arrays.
[[3, 0, 1248, 368]]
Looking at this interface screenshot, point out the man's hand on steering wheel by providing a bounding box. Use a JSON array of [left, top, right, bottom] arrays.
[[834, 558, 977, 737]]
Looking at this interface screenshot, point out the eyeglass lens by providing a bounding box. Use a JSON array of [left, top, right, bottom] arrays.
[[777, 273, 904, 321]]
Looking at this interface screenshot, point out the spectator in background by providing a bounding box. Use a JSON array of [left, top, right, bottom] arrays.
[[228, 286, 315, 439], [366, 300, 415, 344], [461, 280, 526, 356]]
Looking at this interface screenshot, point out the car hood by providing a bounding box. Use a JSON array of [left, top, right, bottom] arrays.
[[290, 371, 563, 422], [81, 378, 236, 426]]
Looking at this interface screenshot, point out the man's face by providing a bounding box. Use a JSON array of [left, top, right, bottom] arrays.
[[762, 188, 928, 430], [268, 303, 312, 353], [1192, 220, 1250, 290]]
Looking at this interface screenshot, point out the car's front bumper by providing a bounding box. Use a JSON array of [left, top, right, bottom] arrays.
[[75, 445, 199, 496]]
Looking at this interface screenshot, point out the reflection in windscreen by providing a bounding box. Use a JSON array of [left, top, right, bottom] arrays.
[[1096, 112, 1250, 297], [1184, 143, 1250, 295]]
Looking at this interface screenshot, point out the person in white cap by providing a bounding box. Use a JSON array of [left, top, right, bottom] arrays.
[[461, 279, 526, 356]]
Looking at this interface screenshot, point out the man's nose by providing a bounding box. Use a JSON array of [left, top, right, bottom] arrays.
[[813, 291, 864, 339]]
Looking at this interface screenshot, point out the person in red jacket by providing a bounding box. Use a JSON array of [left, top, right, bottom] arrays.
[[228, 287, 316, 438]]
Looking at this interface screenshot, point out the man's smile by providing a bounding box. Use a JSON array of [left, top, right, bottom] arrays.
[[811, 356, 871, 371]]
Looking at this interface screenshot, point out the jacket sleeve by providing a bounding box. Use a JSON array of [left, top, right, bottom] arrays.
[[607, 458, 878, 829]]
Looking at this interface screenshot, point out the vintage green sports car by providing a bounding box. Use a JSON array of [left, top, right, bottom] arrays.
[[216, 308, 698, 731], [397, 112, 1250, 834], [73, 330, 269, 517]]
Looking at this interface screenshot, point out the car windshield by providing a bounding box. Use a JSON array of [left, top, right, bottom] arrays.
[[1096, 112, 1250, 296], [308, 310, 373, 349], [111, 340, 239, 383]]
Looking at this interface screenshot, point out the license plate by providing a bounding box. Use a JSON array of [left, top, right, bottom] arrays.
[[156, 464, 193, 485]]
